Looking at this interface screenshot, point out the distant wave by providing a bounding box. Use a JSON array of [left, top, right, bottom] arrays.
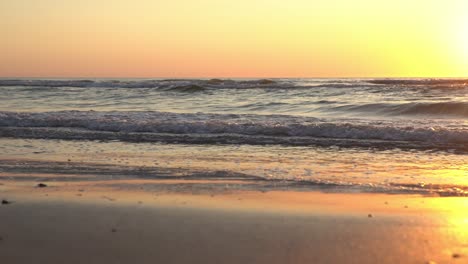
[[0, 111, 466, 152], [0, 79, 281, 90], [367, 78, 468, 87], [161, 84, 206, 92], [327, 101, 468, 117], [1, 78, 467, 90]]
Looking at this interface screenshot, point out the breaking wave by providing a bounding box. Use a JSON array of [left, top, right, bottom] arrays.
[[0, 111, 466, 152]]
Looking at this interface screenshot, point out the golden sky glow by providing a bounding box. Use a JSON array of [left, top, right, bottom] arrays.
[[1, 0, 467, 78]]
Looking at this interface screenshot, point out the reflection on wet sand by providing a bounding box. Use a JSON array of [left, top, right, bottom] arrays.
[[0, 182, 467, 264]]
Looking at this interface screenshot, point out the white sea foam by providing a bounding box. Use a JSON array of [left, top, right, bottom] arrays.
[[0, 111, 466, 151]]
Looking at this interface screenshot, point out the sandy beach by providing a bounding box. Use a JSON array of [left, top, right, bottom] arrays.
[[2, 0, 468, 263], [1, 181, 467, 264]]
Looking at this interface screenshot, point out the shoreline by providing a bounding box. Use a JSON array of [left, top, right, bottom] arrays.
[[1, 182, 467, 263]]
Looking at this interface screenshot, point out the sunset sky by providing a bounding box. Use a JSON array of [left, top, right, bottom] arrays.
[[1, 0, 467, 78]]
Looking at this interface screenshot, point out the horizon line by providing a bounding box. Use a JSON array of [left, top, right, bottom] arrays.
[[1, 76, 467, 80]]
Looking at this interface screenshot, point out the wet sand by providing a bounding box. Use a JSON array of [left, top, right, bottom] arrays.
[[0, 182, 467, 264]]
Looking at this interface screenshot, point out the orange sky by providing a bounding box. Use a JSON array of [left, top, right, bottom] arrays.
[[1, 0, 467, 78]]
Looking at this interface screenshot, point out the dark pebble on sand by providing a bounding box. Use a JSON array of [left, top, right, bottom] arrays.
[[111, 228, 117, 233], [37, 183, 47, 188], [368, 214, 373, 218], [1, 199, 11, 205], [452, 253, 462, 258]]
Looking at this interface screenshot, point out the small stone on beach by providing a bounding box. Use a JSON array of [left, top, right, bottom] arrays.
[[368, 214, 373, 218], [37, 183, 47, 188], [1, 199, 11, 205], [111, 228, 117, 233], [452, 253, 461, 258]]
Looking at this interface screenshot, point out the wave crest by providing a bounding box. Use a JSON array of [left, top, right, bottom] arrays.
[[0, 111, 466, 151]]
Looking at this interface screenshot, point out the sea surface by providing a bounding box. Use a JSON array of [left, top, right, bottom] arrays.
[[0, 78, 467, 196]]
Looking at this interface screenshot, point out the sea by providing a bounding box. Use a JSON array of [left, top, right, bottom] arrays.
[[0, 78, 466, 196]]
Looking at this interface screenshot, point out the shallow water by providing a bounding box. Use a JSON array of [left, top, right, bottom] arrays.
[[0, 78, 466, 195]]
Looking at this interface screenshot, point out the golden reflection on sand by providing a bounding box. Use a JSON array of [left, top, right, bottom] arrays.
[[2, 180, 468, 263]]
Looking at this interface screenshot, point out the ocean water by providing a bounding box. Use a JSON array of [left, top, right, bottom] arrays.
[[0, 78, 467, 196]]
